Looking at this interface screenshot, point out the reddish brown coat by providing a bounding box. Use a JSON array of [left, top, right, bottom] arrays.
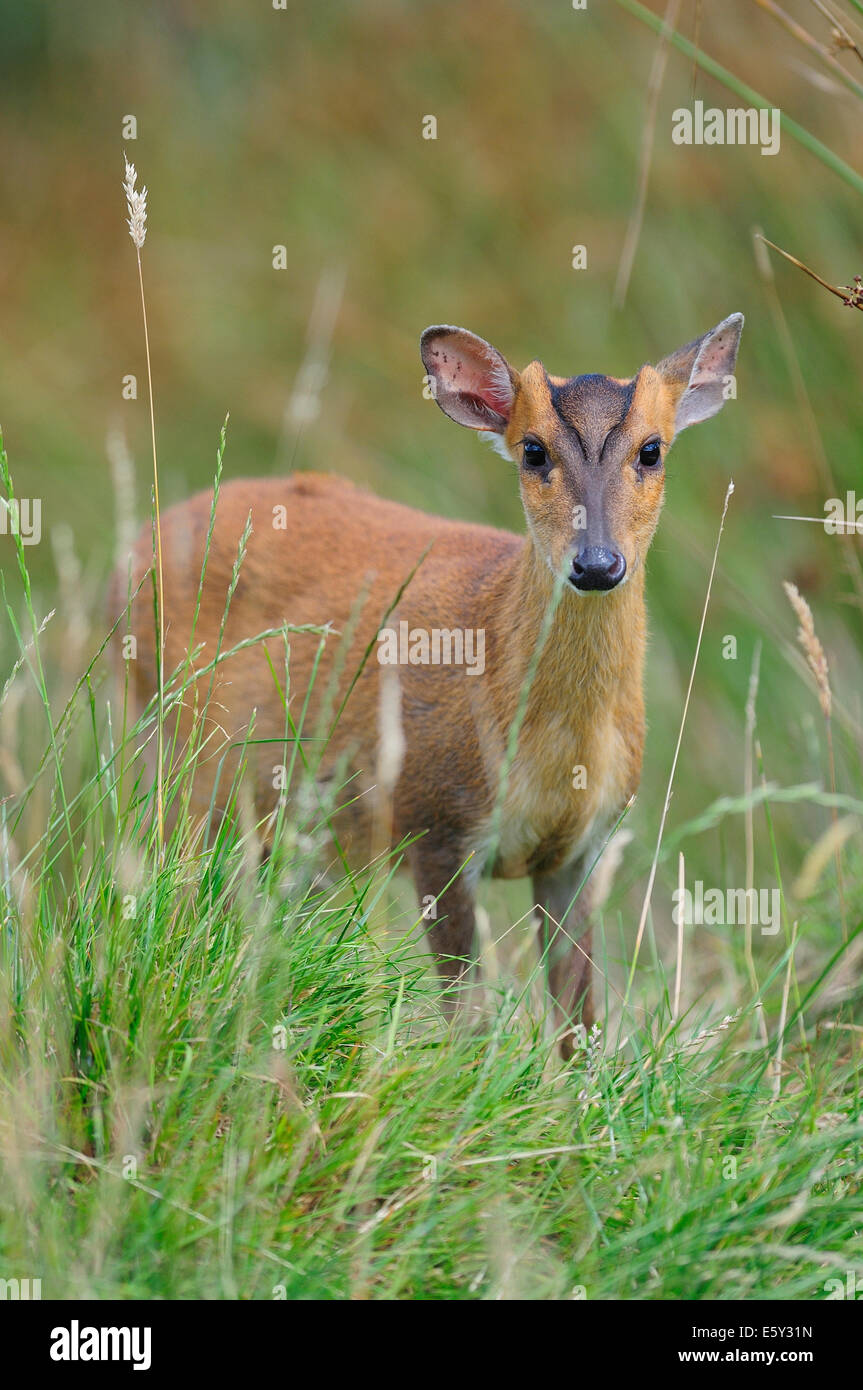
[[115, 314, 743, 1056]]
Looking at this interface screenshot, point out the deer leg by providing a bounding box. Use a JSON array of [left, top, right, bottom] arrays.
[[411, 842, 478, 1006], [532, 863, 595, 1059]]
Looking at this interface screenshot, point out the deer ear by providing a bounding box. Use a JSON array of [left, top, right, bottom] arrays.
[[656, 313, 744, 435], [421, 326, 519, 433]]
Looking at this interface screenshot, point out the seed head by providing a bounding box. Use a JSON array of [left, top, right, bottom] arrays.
[[783, 581, 831, 719], [123, 156, 147, 250]]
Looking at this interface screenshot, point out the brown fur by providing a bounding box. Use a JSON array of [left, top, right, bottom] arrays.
[[113, 315, 742, 1057]]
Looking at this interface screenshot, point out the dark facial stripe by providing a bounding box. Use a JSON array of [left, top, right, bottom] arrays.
[[550, 373, 637, 458]]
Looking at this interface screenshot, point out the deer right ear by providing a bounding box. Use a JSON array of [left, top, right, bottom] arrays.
[[655, 313, 744, 436], [421, 326, 519, 433]]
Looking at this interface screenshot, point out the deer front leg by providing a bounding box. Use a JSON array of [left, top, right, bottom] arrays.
[[411, 841, 478, 1008], [533, 863, 595, 1059]]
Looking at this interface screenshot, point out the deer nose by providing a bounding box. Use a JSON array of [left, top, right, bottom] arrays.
[[569, 546, 626, 592]]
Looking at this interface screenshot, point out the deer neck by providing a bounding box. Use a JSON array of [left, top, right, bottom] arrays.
[[496, 539, 647, 728]]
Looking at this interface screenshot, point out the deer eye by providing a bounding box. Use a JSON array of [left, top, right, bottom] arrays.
[[638, 439, 662, 468], [522, 440, 547, 468]]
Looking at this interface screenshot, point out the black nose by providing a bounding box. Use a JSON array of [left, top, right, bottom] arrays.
[[569, 546, 626, 592]]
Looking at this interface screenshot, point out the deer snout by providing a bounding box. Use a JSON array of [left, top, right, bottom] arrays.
[[569, 545, 626, 593]]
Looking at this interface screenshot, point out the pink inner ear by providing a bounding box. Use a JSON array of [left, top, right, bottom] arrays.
[[691, 332, 729, 386], [428, 339, 512, 418]]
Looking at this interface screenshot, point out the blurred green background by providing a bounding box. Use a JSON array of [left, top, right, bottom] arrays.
[[1, 0, 861, 1001]]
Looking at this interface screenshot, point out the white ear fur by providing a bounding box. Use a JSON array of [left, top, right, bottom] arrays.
[[673, 313, 744, 434], [478, 430, 515, 462]]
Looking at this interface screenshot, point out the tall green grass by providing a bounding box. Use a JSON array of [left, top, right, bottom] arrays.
[[1, 423, 861, 1299], [1, 0, 862, 1300]]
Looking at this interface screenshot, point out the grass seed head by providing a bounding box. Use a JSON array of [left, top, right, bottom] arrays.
[[783, 581, 832, 719], [123, 155, 147, 249]]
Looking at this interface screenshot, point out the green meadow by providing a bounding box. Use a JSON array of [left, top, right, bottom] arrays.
[[0, 0, 861, 1299]]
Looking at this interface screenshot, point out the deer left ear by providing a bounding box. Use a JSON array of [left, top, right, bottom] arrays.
[[656, 313, 744, 435], [420, 325, 519, 433]]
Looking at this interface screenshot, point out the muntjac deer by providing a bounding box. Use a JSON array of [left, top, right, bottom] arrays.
[[117, 314, 743, 1057]]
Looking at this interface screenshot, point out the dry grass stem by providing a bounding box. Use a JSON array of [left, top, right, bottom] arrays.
[[754, 0, 863, 97], [783, 582, 831, 719], [627, 480, 735, 996], [808, 0, 863, 65], [123, 154, 165, 852], [783, 581, 846, 938], [614, 0, 682, 309], [757, 235, 863, 310]]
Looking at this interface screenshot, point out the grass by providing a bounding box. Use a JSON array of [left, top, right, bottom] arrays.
[[1, 813, 861, 1298], [1, 0, 863, 1301], [1, 419, 862, 1300], [616, 0, 863, 195]]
